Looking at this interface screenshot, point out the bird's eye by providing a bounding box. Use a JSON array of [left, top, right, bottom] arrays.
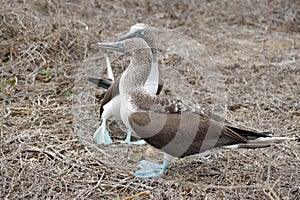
[[140, 30, 145, 35]]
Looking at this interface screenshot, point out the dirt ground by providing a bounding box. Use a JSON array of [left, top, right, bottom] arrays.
[[1, 0, 299, 199]]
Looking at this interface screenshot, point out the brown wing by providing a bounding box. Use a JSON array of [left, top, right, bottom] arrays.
[[99, 76, 120, 116], [131, 89, 205, 114], [87, 77, 113, 89], [129, 111, 248, 158]]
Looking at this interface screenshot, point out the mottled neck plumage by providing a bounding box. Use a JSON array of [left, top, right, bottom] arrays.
[[150, 43, 157, 62], [121, 46, 153, 95], [146, 33, 157, 62]]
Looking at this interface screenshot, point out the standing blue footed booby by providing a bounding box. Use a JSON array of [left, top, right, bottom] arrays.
[[97, 37, 296, 178], [91, 23, 162, 145]]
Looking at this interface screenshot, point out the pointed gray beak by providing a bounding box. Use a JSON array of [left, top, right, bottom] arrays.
[[118, 31, 138, 41], [96, 41, 128, 54]]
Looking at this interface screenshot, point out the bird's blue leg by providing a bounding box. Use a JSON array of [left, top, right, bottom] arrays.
[[118, 129, 146, 145], [93, 119, 113, 145], [134, 159, 169, 178]]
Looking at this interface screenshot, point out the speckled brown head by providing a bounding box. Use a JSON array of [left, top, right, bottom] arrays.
[[118, 23, 157, 58], [97, 38, 154, 93], [97, 38, 153, 65]]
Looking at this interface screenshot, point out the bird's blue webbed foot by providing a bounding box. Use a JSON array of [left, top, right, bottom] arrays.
[[134, 159, 169, 178], [93, 119, 113, 145], [118, 129, 146, 145]]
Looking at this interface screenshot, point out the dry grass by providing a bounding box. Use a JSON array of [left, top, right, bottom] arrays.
[[1, 0, 299, 199]]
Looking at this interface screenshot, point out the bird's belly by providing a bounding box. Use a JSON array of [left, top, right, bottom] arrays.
[[109, 94, 122, 120], [144, 65, 159, 94], [143, 81, 158, 94], [120, 97, 134, 128]]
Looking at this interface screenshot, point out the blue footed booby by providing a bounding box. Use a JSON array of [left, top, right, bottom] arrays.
[[97, 37, 296, 178], [91, 23, 162, 145]]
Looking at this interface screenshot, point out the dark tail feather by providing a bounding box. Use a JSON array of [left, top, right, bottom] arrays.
[[226, 125, 272, 140], [87, 77, 113, 89], [224, 125, 296, 148]]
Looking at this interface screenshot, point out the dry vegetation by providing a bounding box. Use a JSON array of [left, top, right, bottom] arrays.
[[1, 0, 299, 199]]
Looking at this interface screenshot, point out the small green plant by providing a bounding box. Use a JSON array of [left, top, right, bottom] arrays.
[[64, 91, 73, 100], [6, 77, 17, 86], [0, 82, 6, 91], [42, 69, 52, 78]]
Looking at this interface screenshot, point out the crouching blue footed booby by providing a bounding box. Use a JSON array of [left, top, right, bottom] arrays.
[[97, 38, 296, 178], [91, 23, 162, 145]]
